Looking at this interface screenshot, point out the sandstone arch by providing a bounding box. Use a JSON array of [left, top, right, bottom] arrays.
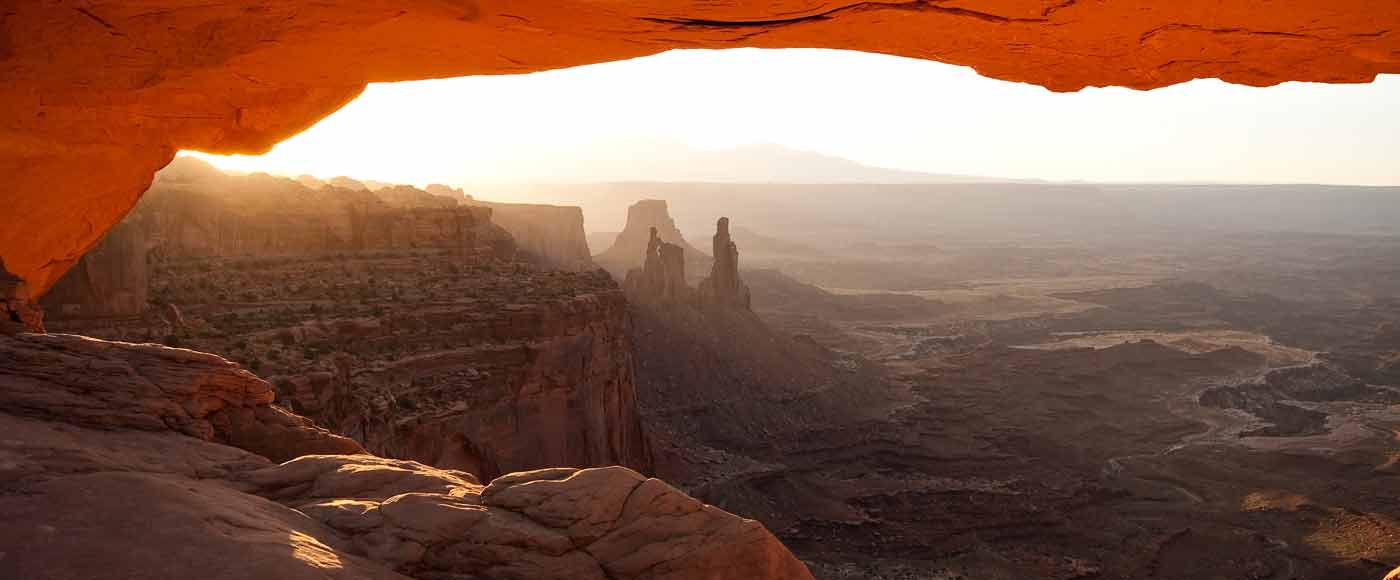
[[3, 1, 1398, 295]]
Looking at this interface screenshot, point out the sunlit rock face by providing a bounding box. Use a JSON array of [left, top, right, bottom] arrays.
[[5, 0, 1396, 295]]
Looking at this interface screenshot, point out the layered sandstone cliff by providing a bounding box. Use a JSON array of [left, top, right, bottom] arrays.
[[475, 201, 595, 271], [0, 332, 812, 580], [42, 161, 650, 479], [333, 180, 594, 271]]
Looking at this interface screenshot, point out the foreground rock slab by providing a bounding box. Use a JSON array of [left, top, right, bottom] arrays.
[[249, 459, 813, 580], [0, 333, 812, 580], [0, 332, 365, 462]]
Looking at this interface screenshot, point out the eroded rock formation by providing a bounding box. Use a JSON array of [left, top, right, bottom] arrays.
[[42, 163, 650, 480], [3, 1, 1398, 296], [0, 332, 812, 580], [623, 216, 753, 311], [698, 217, 752, 310], [597, 199, 711, 280], [624, 227, 692, 304]]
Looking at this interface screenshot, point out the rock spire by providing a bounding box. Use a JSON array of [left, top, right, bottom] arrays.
[[698, 217, 751, 310], [624, 216, 750, 311], [624, 227, 690, 302]]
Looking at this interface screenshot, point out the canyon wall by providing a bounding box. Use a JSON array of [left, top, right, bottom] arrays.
[[413, 183, 595, 271], [474, 201, 595, 271], [273, 277, 650, 480], [42, 161, 650, 480], [38, 222, 152, 318]]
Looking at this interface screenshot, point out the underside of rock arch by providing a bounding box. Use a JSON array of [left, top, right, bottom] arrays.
[[2, 0, 1398, 295]]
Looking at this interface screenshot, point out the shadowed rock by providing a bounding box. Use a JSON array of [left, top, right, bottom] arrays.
[[0, 333, 364, 462], [597, 200, 709, 278], [1, 257, 44, 334], [0, 333, 812, 580], [697, 217, 751, 310], [40, 163, 650, 480], [624, 227, 692, 303]]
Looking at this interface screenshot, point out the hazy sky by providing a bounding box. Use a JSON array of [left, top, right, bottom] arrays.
[[192, 48, 1400, 187]]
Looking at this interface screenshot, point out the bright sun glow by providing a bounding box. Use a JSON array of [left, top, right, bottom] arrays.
[[190, 48, 1400, 188]]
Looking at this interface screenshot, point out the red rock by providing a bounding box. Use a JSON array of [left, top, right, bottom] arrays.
[[42, 166, 651, 480], [1, 257, 44, 334], [625, 227, 693, 303], [473, 201, 596, 271], [0, 333, 364, 462], [697, 217, 752, 310], [0, 332, 811, 580], [598, 200, 710, 278], [3, 1, 1398, 296]]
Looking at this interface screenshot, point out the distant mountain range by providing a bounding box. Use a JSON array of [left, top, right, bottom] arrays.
[[465, 140, 1030, 185]]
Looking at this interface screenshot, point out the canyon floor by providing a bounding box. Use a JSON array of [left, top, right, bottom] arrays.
[[687, 239, 1400, 580], [28, 167, 1400, 579]]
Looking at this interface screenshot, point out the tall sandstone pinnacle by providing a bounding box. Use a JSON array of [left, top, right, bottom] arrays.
[[623, 217, 752, 311], [698, 217, 752, 310]]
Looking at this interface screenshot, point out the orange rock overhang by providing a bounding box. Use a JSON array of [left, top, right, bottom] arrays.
[[2, 0, 1398, 295]]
